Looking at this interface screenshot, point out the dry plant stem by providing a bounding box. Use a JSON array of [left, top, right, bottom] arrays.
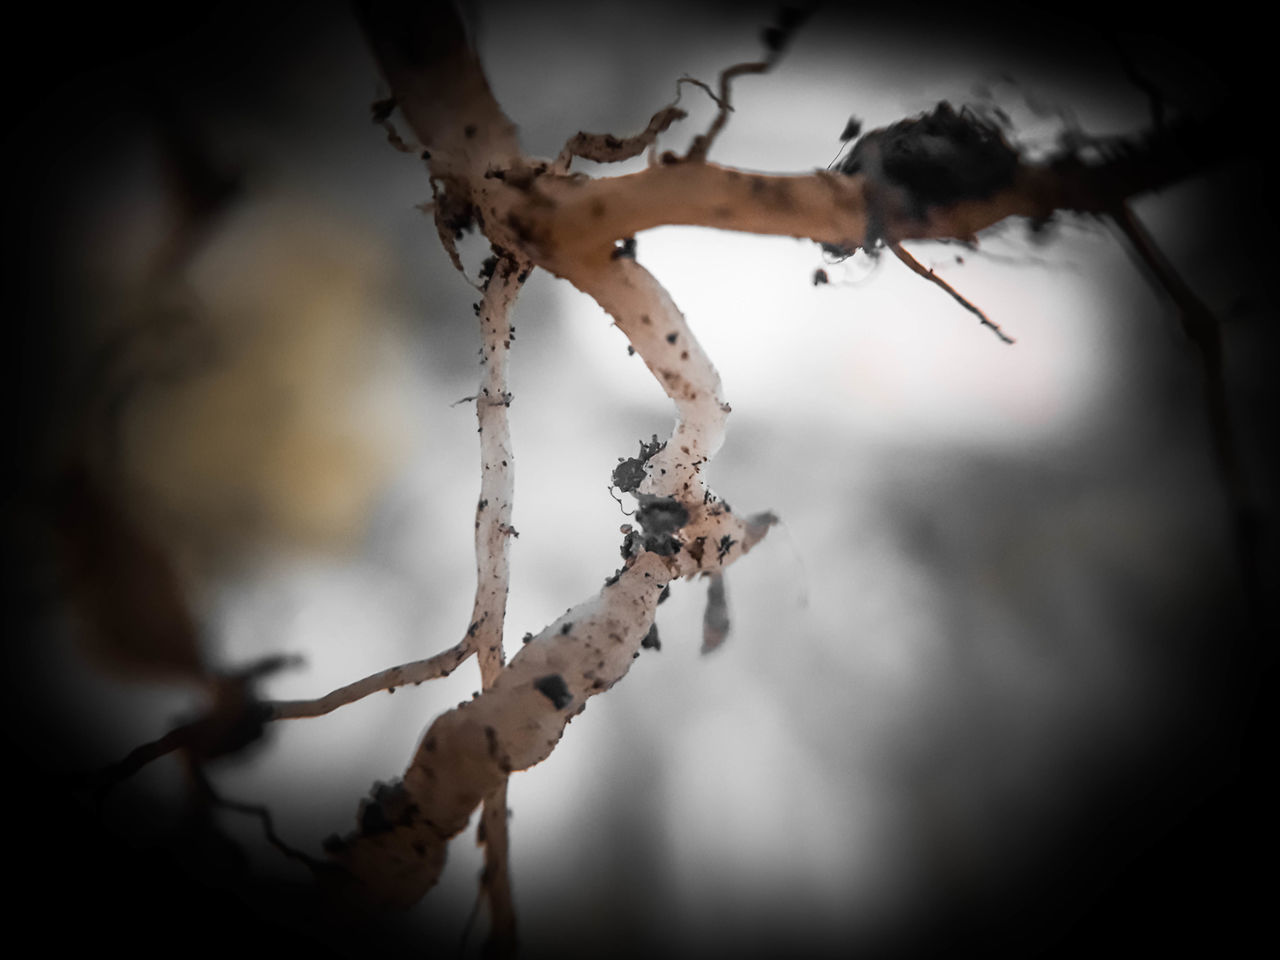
[[889, 242, 1015, 344], [267, 642, 473, 719], [572, 255, 731, 485], [266, 255, 528, 725], [471, 252, 527, 953], [555, 105, 687, 173], [685, 60, 769, 161]]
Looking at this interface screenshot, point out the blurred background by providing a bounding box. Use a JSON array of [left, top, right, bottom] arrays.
[[6, 1, 1275, 957]]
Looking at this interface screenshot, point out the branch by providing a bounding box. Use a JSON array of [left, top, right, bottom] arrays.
[[890, 242, 1015, 344], [351, 0, 520, 178], [322, 253, 776, 909], [555, 104, 687, 172], [469, 250, 527, 956], [266, 642, 472, 720]]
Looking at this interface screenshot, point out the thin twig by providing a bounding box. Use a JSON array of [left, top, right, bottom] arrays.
[[1112, 202, 1265, 635], [194, 768, 329, 871], [471, 251, 528, 954], [266, 642, 473, 720], [890, 242, 1016, 344], [684, 60, 770, 162], [683, 3, 817, 162], [555, 105, 687, 173]]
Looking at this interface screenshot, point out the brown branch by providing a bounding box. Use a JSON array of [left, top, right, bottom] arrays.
[[555, 104, 687, 172], [890, 242, 1015, 344], [265, 642, 473, 720], [685, 60, 770, 162], [351, 0, 520, 177], [684, 3, 817, 161]]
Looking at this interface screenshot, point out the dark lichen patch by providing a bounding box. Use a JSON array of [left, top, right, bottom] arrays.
[[560, 622, 573, 635], [611, 434, 666, 493], [357, 779, 419, 837], [621, 527, 640, 560], [666, 331, 678, 344], [534, 674, 573, 710], [641, 623, 661, 651], [717, 534, 737, 561], [635, 494, 689, 540]]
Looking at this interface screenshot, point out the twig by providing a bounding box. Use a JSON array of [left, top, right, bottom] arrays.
[[684, 60, 770, 162], [889, 242, 1016, 344], [195, 768, 329, 872], [470, 250, 528, 954], [1112, 202, 1265, 635], [684, 3, 817, 162], [95, 656, 298, 791], [265, 642, 473, 720]]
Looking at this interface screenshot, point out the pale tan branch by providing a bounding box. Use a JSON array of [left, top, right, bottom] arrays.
[[324, 255, 776, 909], [266, 642, 473, 720], [470, 250, 527, 952]]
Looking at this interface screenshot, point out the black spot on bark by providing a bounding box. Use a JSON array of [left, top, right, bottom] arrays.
[[641, 623, 661, 651], [534, 674, 573, 710]]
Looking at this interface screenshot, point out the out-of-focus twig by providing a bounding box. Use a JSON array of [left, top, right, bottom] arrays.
[[1112, 203, 1266, 636]]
